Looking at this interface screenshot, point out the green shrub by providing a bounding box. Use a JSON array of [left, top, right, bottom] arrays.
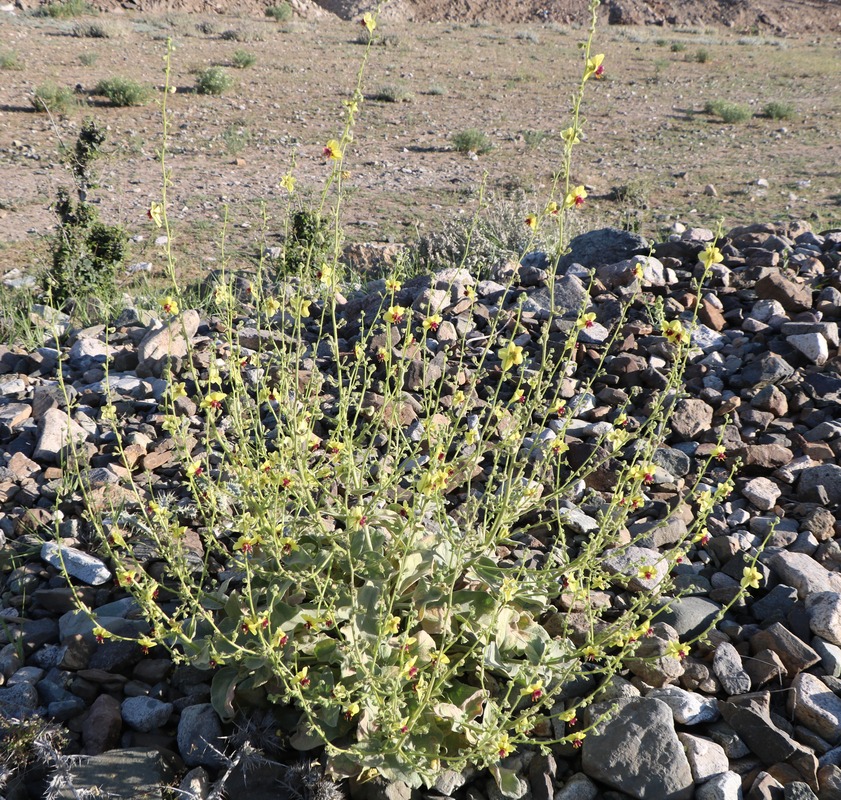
[[78, 51, 98, 66], [42, 120, 129, 307], [195, 66, 232, 95], [0, 51, 23, 70], [695, 48, 710, 63], [704, 99, 751, 123], [94, 77, 153, 106], [265, 3, 293, 22], [222, 121, 252, 154], [370, 84, 414, 103], [274, 208, 334, 276], [232, 49, 257, 69], [451, 128, 493, 154], [36, 0, 94, 17], [764, 101, 795, 120], [31, 83, 77, 114], [220, 27, 264, 43], [521, 129, 547, 148], [426, 83, 446, 96], [670, 41, 686, 52], [71, 20, 122, 38]]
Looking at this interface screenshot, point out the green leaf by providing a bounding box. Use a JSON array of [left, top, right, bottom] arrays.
[[489, 765, 523, 799], [395, 551, 430, 596], [314, 637, 339, 662], [210, 666, 240, 721]]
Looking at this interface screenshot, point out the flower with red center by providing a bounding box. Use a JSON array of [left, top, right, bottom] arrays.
[[712, 445, 726, 461], [323, 139, 342, 160], [637, 565, 656, 581], [524, 214, 538, 231], [564, 186, 588, 209], [384, 305, 406, 325], [571, 733, 586, 748]]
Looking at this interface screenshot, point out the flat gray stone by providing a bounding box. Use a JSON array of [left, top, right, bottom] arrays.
[[52, 748, 177, 800], [806, 593, 841, 647], [788, 673, 841, 744], [581, 697, 693, 799], [798, 464, 841, 505], [177, 703, 226, 768], [677, 732, 729, 783], [695, 771, 743, 800], [41, 542, 111, 586], [121, 696, 174, 733]]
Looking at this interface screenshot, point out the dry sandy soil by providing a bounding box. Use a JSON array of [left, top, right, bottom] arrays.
[[1, 0, 840, 287]]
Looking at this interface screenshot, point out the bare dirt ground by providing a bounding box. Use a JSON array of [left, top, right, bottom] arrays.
[[1, 0, 840, 288]]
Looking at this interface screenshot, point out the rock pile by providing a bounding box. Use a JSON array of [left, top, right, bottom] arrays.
[[1, 219, 841, 799]]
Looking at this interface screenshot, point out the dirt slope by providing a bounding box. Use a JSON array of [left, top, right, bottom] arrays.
[[24, 0, 841, 32]]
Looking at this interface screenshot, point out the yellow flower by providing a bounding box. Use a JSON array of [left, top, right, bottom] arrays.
[[741, 565, 763, 590], [564, 185, 588, 209], [162, 296, 179, 315], [348, 507, 367, 528], [662, 319, 689, 345], [323, 139, 342, 160], [186, 461, 204, 478], [545, 200, 559, 215], [570, 732, 586, 748], [561, 126, 580, 145], [344, 701, 361, 718], [522, 680, 544, 701], [200, 391, 226, 411], [637, 565, 656, 581], [558, 707, 577, 724], [498, 341, 524, 371], [464, 285, 476, 301], [384, 305, 406, 324], [511, 388, 525, 404], [294, 667, 311, 687], [280, 173, 296, 193], [384, 615, 400, 635], [699, 243, 724, 269], [170, 382, 187, 399], [385, 278, 402, 293], [430, 650, 450, 666], [552, 439, 569, 456], [116, 569, 137, 587], [711, 445, 727, 461], [417, 467, 449, 495], [148, 201, 164, 228], [234, 534, 263, 553], [422, 313, 442, 332], [665, 640, 689, 660], [401, 656, 418, 680], [524, 214, 538, 231], [92, 626, 111, 644], [292, 297, 311, 318], [325, 438, 345, 455], [264, 296, 281, 316], [137, 635, 157, 653], [577, 311, 596, 328], [317, 263, 333, 286], [585, 52, 605, 80], [494, 733, 514, 759], [361, 11, 377, 33], [500, 577, 517, 603]]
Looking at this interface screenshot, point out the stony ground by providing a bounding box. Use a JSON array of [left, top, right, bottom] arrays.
[[1, 221, 841, 798], [1, 3, 841, 288]]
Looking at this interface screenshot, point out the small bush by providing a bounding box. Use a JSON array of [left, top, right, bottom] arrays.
[[521, 129, 547, 148], [220, 27, 264, 43], [196, 20, 216, 35], [265, 3, 293, 22], [515, 30, 540, 43], [451, 129, 493, 155], [94, 77, 153, 107], [764, 101, 795, 120], [695, 48, 710, 63], [195, 66, 232, 96], [232, 49, 257, 69], [371, 84, 414, 103], [670, 41, 686, 52], [0, 51, 23, 70], [426, 84, 446, 96], [704, 99, 751, 123], [36, 0, 94, 18], [222, 121, 252, 154], [31, 83, 77, 115], [78, 52, 98, 66], [71, 20, 122, 38]]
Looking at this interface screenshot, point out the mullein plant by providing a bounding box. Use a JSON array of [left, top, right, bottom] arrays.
[[58, 1, 765, 791]]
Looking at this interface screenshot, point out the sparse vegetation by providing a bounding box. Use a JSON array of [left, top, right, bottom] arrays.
[[451, 128, 493, 154], [670, 41, 686, 52], [71, 20, 122, 38], [371, 84, 414, 103], [31, 82, 77, 115], [195, 66, 232, 95], [521, 129, 547, 148], [265, 3, 293, 22], [232, 48, 257, 68], [764, 100, 795, 120], [704, 98, 752, 123], [222, 120, 252, 154], [78, 51, 98, 66], [0, 51, 23, 70], [36, 0, 95, 18], [695, 47, 710, 63], [94, 77, 153, 106]]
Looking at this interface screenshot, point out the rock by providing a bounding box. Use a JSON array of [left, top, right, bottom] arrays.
[[560, 228, 649, 270], [695, 771, 744, 800], [788, 333, 829, 365], [765, 550, 841, 598], [806, 593, 841, 647], [742, 477, 782, 511], [121, 696, 174, 732], [656, 597, 723, 639], [750, 622, 821, 676], [581, 697, 693, 800], [34, 407, 89, 463], [602, 546, 668, 591], [783, 782, 819, 800], [83, 693, 122, 755], [798, 464, 841, 505], [41, 542, 112, 586], [788, 673, 841, 744], [136, 309, 200, 378], [718, 695, 809, 766], [669, 398, 713, 441], [50, 747, 179, 800], [555, 772, 599, 800], [647, 686, 720, 725], [713, 642, 752, 696], [738, 354, 795, 388], [755, 271, 813, 313], [0, 682, 39, 717], [744, 649, 786, 688], [677, 732, 729, 783], [177, 703, 226, 768]]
